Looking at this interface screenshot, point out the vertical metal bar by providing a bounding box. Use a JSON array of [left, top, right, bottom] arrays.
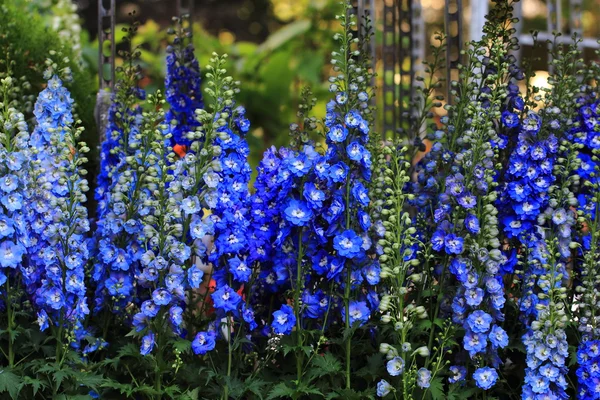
[[470, 0, 488, 43], [570, 0, 583, 41], [96, 0, 116, 143], [546, 0, 560, 69], [445, 0, 463, 105], [398, 0, 415, 139], [382, 0, 398, 140]]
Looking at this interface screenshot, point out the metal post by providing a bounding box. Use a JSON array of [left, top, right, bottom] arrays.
[[382, 0, 398, 140], [96, 0, 116, 143], [470, 0, 488, 43], [546, 0, 561, 69], [445, 0, 463, 105]]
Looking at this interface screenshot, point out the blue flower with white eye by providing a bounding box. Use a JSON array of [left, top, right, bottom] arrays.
[[36, 310, 49, 331], [181, 196, 201, 215], [346, 141, 364, 161], [0, 240, 25, 268], [141, 300, 159, 318], [152, 288, 172, 306], [473, 367, 498, 390], [448, 365, 467, 384], [272, 304, 296, 335], [329, 162, 349, 183], [192, 331, 216, 355], [334, 230, 363, 258], [342, 300, 370, 326], [211, 285, 242, 313], [386, 356, 404, 376], [463, 331, 487, 357], [0, 174, 18, 193], [431, 230, 445, 251], [444, 234, 464, 255], [465, 213, 480, 234], [417, 368, 431, 389], [363, 262, 380, 285], [466, 310, 492, 333], [335, 92, 347, 105], [169, 306, 183, 327], [376, 380, 392, 397], [351, 182, 370, 206], [345, 110, 362, 128], [229, 256, 251, 282], [328, 124, 349, 142], [283, 199, 313, 226], [303, 182, 326, 209], [502, 111, 519, 128]]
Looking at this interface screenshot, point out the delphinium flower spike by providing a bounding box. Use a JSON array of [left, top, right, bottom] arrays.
[[92, 25, 149, 323], [411, 3, 519, 392], [164, 15, 203, 150], [513, 42, 583, 400], [27, 55, 91, 351], [0, 70, 32, 367]]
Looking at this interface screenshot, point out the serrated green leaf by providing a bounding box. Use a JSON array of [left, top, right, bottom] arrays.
[[22, 376, 47, 396], [309, 353, 342, 379], [0, 369, 21, 399], [266, 382, 296, 399], [427, 376, 444, 400]]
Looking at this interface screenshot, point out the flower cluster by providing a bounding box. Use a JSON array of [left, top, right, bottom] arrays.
[[576, 340, 600, 399], [27, 64, 90, 347], [164, 16, 203, 148], [0, 75, 31, 300]]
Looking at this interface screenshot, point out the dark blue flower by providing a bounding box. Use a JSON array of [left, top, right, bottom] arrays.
[[192, 331, 216, 355], [272, 304, 296, 335]]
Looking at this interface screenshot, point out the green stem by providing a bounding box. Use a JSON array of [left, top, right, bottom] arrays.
[[294, 229, 304, 385], [224, 314, 232, 400], [5, 280, 14, 368]]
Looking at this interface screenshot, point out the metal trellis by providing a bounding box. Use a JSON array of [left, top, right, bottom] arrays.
[[95, 0, 116, 144]]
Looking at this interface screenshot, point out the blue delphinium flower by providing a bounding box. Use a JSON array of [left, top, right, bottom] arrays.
[[0, 75, 32, 309], [92, 51, 147, 317], [473, 367, 498, 390], [28, 69, 91, 348], [272, 304, 296, 335], [191, 330, 216, 355], [376, 379, 393, 397], [164, 18, 203, 148]]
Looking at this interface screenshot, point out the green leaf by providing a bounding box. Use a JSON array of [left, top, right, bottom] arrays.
[[181, 387, 200, 400], [428, 377, 444, 400], [256, 20, 311, 55], [0, 369, 21, 399], [267, 382, 296, 399], [22, 376, 47, 396], [355, 353, 383, 380], [172, 338, 191, 354], [243, 378, 267, 400], [309, 353, 342, 379]]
